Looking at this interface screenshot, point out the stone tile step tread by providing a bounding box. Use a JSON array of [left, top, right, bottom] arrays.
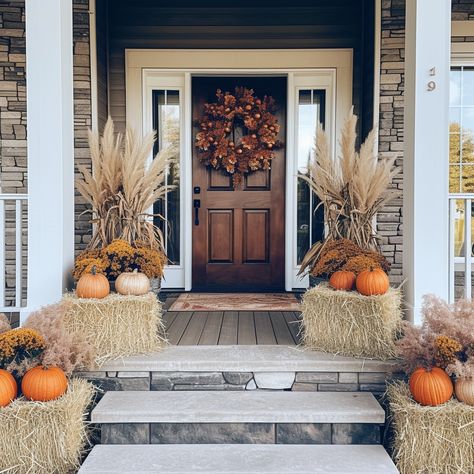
[[79, 444, 399, 473], [91, 390, 385, 424], [95, 345, 399, 373]]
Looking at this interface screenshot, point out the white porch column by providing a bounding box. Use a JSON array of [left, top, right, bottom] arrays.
[[403, 0, 451, 323], [25, 0, 75, 320]]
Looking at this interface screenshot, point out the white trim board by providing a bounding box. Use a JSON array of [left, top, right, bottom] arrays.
[[125, 49, 353, 291]]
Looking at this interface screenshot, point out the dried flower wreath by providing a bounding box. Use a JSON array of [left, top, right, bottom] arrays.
[[195, 87, 283, 186]]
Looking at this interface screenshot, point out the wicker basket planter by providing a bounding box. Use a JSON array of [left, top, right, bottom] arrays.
[[301, 283, 403, 359], [63, 292, 167, 366], [0, 378, 95, 474], [388, 381, 474, 474]]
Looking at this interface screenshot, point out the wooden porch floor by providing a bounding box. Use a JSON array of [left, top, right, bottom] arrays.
[[162, 311, 302, 346]]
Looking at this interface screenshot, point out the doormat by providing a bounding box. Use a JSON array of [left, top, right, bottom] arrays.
[[169, 293, 301, 312]]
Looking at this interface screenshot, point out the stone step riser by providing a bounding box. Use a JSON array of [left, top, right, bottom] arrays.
[[75, 369, 402, 398], [100, 421, 382, 445]]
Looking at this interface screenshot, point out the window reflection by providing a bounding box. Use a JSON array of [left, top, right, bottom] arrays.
[[449, 67, 474, 193], [297, 90, 325, 264], [153, 90, 180, 265]]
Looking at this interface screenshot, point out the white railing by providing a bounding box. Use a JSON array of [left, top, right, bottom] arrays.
[[0, 194, 28, 312], [449, 195, 474, 302]]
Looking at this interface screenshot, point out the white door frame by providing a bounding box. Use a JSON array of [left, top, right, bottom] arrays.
[[126, 49, 353, 291]]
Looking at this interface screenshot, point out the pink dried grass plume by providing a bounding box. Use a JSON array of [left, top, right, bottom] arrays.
[[396, 294, 474, 376], [422, 294, 474, 347], [24, 301, 95, 375], [0, 313, 11, 334], [395, 321, 437, 374]]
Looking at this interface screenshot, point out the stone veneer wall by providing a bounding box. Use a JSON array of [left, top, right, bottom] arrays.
[[0, 1, 26, 312], [72, 0, 93, 254], [377, 0, 405, 285]]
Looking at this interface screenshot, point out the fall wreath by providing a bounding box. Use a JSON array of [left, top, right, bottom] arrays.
[[195, 87, 283, 186]]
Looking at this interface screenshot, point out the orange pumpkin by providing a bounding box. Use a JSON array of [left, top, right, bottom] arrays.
[[22, 366, 68, 402], [0, 369, 17, 407], [409, 367, 453, 406], [329, 270, 356, 291], [356, 267, 389, 296], [76, 265, 110, 299]]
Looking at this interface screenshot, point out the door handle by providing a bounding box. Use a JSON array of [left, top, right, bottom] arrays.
[[193, 199, 201, 225]]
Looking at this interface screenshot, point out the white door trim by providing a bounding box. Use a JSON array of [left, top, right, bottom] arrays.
[[126, 49, 353, 291]]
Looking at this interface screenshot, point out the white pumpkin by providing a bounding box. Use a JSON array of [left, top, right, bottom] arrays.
[[115, 269, 150, 296], [455, 377, 474, 406]]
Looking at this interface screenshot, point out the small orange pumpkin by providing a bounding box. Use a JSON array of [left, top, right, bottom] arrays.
[[0, 369, 17, 407], [329, 270, 356, 291], [22, 366, 68, 402], [409, 367, 453, 406], [76, 265, 110, 299], [356, 267, 389, 296]]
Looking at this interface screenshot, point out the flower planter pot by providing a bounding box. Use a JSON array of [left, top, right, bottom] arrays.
[[455, 377, 474, 406]]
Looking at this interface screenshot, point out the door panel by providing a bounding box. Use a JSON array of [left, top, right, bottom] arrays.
[[192, 76, 286, 291], [208, 210, 234, 263], [243, 210, 269, 263]]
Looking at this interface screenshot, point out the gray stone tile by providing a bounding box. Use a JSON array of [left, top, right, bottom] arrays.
[[358, 373, 388, 384], [338, 373, 358, 384], [173, 384, 245, 391], [84, 376, 150, 392], [223, 372, 253, 385], [151, 371, 224, 390], [101, 423, 149, 444], [254, 372, 295, 389], [295, 372, 338, 383], [318, 383, 359, 392], [150, 423, 275, 444], [359, 384, 386, 393], [291, 383, 319, 392], [332, 424, 381, 444], [276, 423, 331, 444]]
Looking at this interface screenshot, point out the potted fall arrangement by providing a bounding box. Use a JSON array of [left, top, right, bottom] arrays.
[[388, 296, 474, 473], [74, 118, 176, 295], [0, 307, 95, 473], [395, 294, 474, 406], [299, 110, 403, 359], [298, 108, 400, 291]]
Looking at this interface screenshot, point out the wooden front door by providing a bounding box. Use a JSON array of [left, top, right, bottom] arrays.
[[192, 76, 286, 291]]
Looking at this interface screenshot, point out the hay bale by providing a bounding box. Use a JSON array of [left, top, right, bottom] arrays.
[[63, 292, 167, 366], [0, 378, 95, 474], [388, 381, 474, 474], [301, 283, 402, 359]]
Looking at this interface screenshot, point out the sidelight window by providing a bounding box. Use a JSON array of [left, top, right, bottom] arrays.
[[296, 89, 325, 264], [152, 90, 181, 265]]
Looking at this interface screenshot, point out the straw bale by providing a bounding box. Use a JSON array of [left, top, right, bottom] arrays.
[[301, 283, 403, 359], [63, 292, 167, 366], [388, 381, 474, 474], [0, 378, 94, 474]]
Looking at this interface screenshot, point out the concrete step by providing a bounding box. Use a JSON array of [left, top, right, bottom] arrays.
[[92, 391, 385, 445], [79, 444, 399, 473], [92, 390, 384, 424]]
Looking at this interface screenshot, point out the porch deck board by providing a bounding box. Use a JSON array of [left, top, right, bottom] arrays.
[[237, 312, 257, 345], [163, 309, 301, 346], [179, 311, 208, 345], [166, 311, 193, 345], [270, 311, 297, 345], [199, 311, 224, 345], [254, 312, 277, 345], [218, 311, 239, 345]]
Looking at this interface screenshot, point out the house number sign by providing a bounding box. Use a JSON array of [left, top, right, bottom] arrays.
[[428, 67, 436, 91]]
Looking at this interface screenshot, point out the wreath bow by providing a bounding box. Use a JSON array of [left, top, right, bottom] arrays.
[[195, 87, 283, 186]]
